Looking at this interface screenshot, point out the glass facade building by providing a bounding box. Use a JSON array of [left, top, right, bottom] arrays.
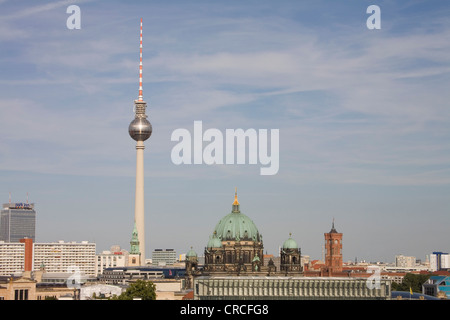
[[152, 249, 177, 266], [0, 203, 36, 242]]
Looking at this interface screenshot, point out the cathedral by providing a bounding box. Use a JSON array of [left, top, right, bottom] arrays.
[[182, 198, 393, 300], [185, 189, 303, 288]]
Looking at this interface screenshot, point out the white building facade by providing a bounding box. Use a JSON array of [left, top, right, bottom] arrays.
[[0, 241, 25, 276], [152, 249, 177, 266], [96, 249, 128, 276], [33, 241, 96, 275], [430, 252, 450, 271], [395, 254, 416, 268]]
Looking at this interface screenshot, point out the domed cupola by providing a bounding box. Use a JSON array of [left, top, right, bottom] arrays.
[[280, 233, 302, 273], [207, 231, 223, 249], [213, 189, 262, 242], [203, 188, 265, 273], [186, 247, 198, 258], [282, 233, 298, 250]]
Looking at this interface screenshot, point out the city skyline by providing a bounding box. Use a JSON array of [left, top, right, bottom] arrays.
[[1, 0, 450, 264]]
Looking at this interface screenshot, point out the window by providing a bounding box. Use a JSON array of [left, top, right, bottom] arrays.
[[14, 289, 29, 300], [425, 287, 435, 296]]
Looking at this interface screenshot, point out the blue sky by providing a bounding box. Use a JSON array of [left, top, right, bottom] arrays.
[[1, 0, 450, 263]]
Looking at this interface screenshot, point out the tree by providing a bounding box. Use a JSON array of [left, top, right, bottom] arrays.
[[392, 273, 431, 293], [113, 280, 157, 300]]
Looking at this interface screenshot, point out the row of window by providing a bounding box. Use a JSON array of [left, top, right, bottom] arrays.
[[15, 289, 29, 300]]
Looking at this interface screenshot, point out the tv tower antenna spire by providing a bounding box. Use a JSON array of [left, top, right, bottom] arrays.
[[138, 17, 143, 102]]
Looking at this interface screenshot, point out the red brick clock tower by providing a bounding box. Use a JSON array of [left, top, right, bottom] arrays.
[[324, 219, 343, 274]]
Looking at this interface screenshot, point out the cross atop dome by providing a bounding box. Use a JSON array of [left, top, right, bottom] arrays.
[[233, 187, 239, 205]]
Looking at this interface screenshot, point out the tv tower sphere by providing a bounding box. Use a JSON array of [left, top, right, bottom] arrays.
[[129, 113, 152, 141]]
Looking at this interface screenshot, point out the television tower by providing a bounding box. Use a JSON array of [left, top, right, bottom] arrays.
[[128, 18, 152, 263]]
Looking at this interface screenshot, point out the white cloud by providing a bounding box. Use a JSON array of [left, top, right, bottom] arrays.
[[1, 1, 450, 188]]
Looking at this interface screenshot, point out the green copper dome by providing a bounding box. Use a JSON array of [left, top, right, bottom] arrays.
[[212, 190, 262, 242], [207, 232, 223, 248], [186, 247, 197, 257], [282, 233, 298, 249]]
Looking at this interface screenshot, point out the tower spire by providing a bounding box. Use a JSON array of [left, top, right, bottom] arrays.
[[138, 17, 143, 102], [330, 217, 337, 233], [130, 222, 140, 255], [233, 187, 239, 205], [232, 187, 240, 212], [132, 18, 149, 119]]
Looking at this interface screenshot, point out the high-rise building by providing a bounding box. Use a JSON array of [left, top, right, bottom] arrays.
[[430, 252, 450, 271], [395, 254, 416, 268], [128, 18, 152, 263], [0, 239, 96, 276], [0, 202, 36, 242]]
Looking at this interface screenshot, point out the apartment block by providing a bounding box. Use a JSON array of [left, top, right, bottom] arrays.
[[0, 241, 25, 276], [33, 241, 96, 275]]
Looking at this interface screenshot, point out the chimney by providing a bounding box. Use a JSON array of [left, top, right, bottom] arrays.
[[20, 238, 33, 272]]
